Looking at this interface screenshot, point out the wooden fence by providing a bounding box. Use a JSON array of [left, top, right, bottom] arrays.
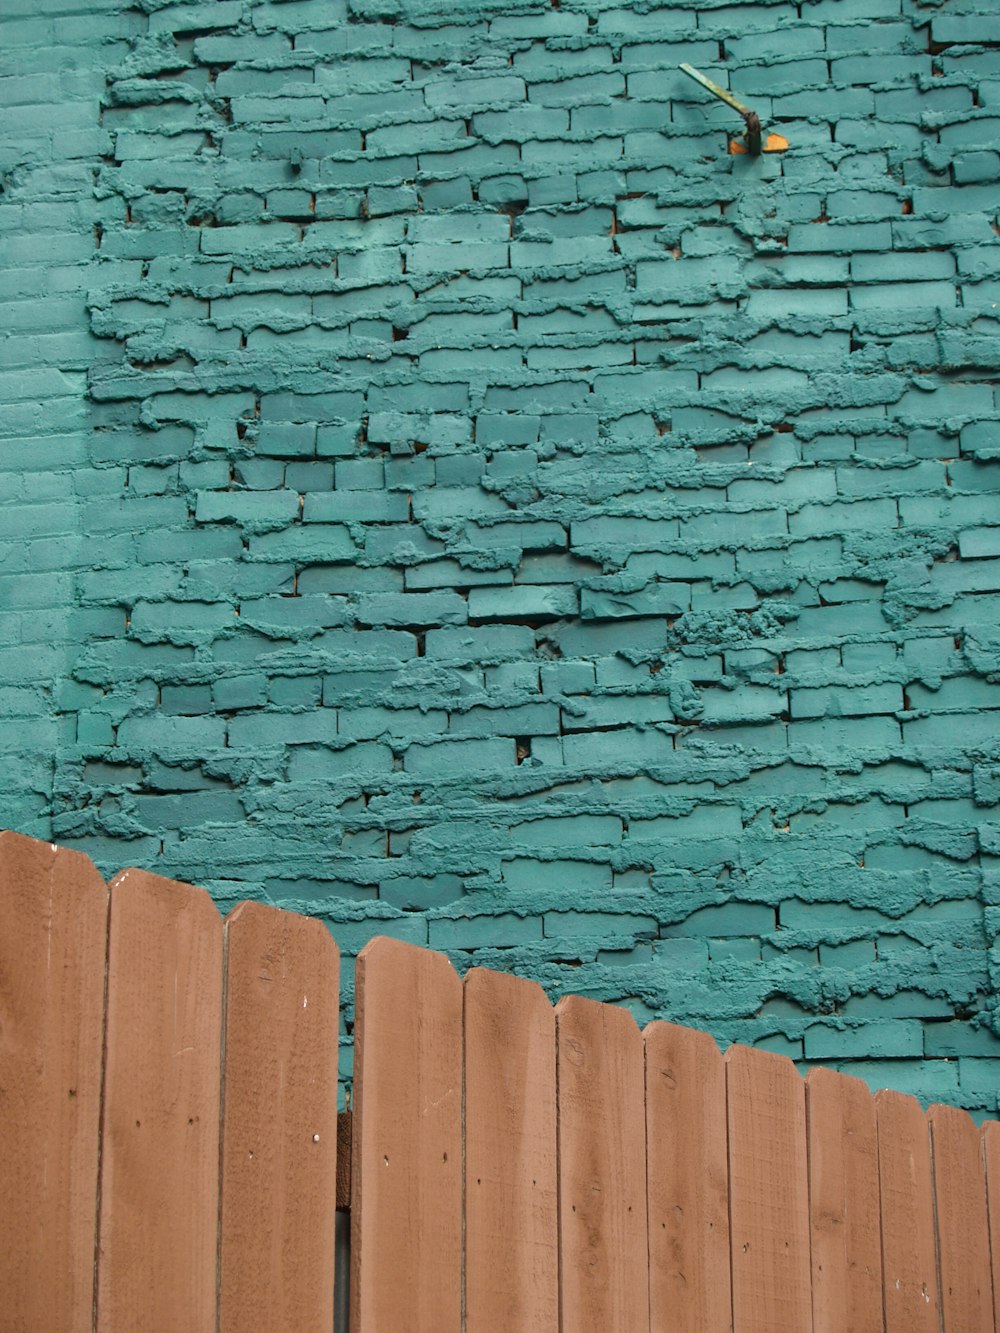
[[2, 827, 999, 1332]]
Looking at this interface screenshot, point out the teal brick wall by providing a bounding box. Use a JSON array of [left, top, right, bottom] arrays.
[[3, 0, 1000, 1111]]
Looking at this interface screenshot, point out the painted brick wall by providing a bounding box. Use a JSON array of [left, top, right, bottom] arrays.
[[3, 0, 1000, 1110]]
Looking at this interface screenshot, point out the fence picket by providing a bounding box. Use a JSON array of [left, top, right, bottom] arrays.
[[875, 1089, 939, 1333], [983, 1120, 1000, 1333], [13, 828, 1000, 1331], [644, 1021, 730, 1332], [218, 902, 340, 1333], [806, 1068, 882, 1333], [465, 967, 558, 1333], [95, 868, 223, 1332], [928, 1103, 993, 1332], [556, 994, 649, 1333], [350, 935, 463, 1333], [0, 832, 108, 1333], [726, 1045, 812, 1333]]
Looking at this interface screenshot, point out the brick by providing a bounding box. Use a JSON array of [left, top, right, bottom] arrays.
[[429, 913, 541, 949], [403, 737, 515, 777], [804, 1022, 923, 1060], [195, 491, 300, 530], [357, 591, 467, 627]]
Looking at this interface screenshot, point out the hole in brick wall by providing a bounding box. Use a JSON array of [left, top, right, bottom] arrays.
[[515, 737, 531, 764], [392, 326, 408, 341], [901, 199, 913, 214]]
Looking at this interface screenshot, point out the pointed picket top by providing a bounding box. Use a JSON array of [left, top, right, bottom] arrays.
[[97, 867, 223, 1333], [927, 1102, 993, 1331], [726, 1044, 812, 1333], [0, 831, 108, 1333], [219, 901, 340, 1333], [806, 1067, 882, 1332], [465, 967, 558, 1333], [982, 1120, 1000, 1333], [351, 935, 463, 1333], [644, 1021, 730, 1333], [875, 1088, 939, 1333], [556, 994, 649, 1333]]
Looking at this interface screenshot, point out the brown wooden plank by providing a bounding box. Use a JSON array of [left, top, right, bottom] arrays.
[[96, 867, 223, 1333], [726, 1044, 812, 1333], [350, 935, 463, 1333], [928, 1102, 993, 1332], [644, 1021, 730, 1333], [0, 831, 108, 1333], [465, 967, 558, 1333], [556, 994, 649, 1333], [806, 1067, 882, 1333], [983, 1120, 1000, 1333], [875, 1088, 939, 1333], [219, 901, 340, 1333]]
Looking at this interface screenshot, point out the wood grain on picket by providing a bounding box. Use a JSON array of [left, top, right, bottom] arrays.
[[645, 1021, 730, 1332], [0, 831, 108, 1333], [727, 1045, 812, 1333], [465, 967, 558, 1333], [983, 1119, 1000, 1333], [557, 994, 649, 1333], [218, 902, 340, 1333], [96, 868, 223, 1333], [875, 1089, 939, 1333], [350, 936, 463, 1333], [928, 1102, 993, 1333], [806, 1067, 882, 1333]]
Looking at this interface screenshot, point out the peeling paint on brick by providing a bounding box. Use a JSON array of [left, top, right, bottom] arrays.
[[2, 0, 1000, 1115]]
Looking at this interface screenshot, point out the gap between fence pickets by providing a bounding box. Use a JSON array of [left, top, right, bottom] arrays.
[[337, 1110, 353, 1212]]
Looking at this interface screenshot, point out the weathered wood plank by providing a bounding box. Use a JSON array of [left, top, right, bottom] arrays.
[[928, 1102, 993, 1333], [219, 901, 340, 1333], [556, 994, 649, 1333], [645, 1021, 730, 1333], [806, 1067, 882, 1333], [350, 936, 463, 1333], [96, 868, 223, 1333], [727, 1044, 811, 1333], [875, 1089, 939, 1333], [465, 967, 558, 1333], [983, 1120, 1000, 1333], [0, 831, 108, 1333]]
